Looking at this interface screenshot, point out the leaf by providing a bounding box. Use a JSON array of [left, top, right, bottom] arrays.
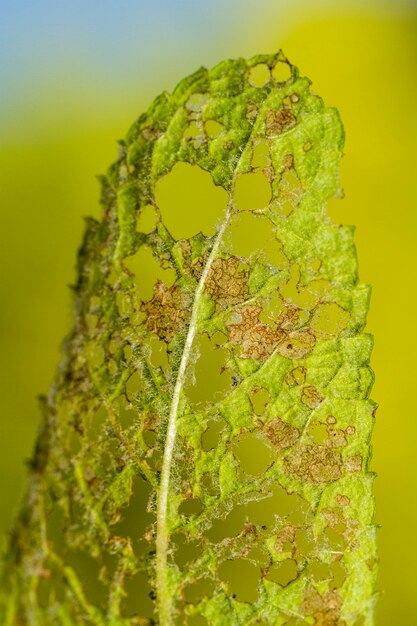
[[0, 51, 377, 625]]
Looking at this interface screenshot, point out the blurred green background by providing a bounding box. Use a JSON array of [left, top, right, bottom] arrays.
[[1, 1, 416, 623]]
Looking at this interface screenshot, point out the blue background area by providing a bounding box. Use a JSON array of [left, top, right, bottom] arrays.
[[2, 0, 415, 103], [1, 1, 224, 100]]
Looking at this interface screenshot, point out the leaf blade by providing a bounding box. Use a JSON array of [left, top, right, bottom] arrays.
[[0, 51, 377, 626]]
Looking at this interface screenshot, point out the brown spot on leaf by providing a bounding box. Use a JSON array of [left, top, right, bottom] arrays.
[[276, 329, 316, 360], [326, 429, 348, 449], [321, 507, 356, 541], [302, 588, 345, 626], [141, 125, 162, 141], [277, 305, 304, 330], [345, 455, 363, 473], [143, 412, 159, 431], [239, 521, 258, 539], [141, 281, 190, 343], [205, 257, 249, 308], [246, 103, 258, 122], [336, 494, 350, 507], [275, 525, 296, 553], [301, 385, 323, 409], [265, 417, 300, 450], [227, 305, 284, 359], [263, 165, 275, 183], [227, 303, 315, 361], [180, 240, 206, 280], [266, 107, 297, 136], [223, 139, 234, 151], [284, 154, 294, 169], [284, 444, 342, 484]]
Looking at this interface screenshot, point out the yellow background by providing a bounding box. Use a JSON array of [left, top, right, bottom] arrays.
[[0, 2, 416, 623]]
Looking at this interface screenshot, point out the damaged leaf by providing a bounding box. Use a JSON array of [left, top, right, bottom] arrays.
[[0, 51, 377, 626]]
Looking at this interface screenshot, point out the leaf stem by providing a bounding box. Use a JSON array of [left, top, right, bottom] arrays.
[[155, 205, 233, 625]]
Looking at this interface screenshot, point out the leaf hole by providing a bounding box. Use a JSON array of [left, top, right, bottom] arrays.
[[308, 421, 328, 445], [36, 561, 65, 608], [218, 559, 260, 603], [306, 559, 331, 583], [172, 533, 201, 568], [249, 387, 271, 416], [205, 119, 224, 138], [124, 244, 176, 302], [65, 549, 108, 609], [330, 560, 347, 588], [186, 333, 232, 408], [44, 499, 67, 554], [248, 64, 270, 88], [271, 61, 292, 83], [307, 258, 321, 273], [125, 369, 145, 403], [121, 571, 154, 619], [143, 429, 157, 448], [248, 544, 270, 567], [147, 448, 163, 472], [113, 396, 137, 430], [143, 334, 169, 369], [285, 366, 307, 387], [183, 578, 216, 603], [295, 528, 315, 556], [322, 527, 347, 552], [184, 121, 202, 139], [155, 162, 228, 239], [251, 141, 270, 168], [310, 302, 350, 336], [179, 497, 203, 517], [207, 486, 310, 544], [111, 475, 154, 554], [234, 170, 271, 211], [266, 559, 298, 586], [226, 212, 286, 267], [136, 203, 156, 233], [273, 168, 303, 217], [279, 264, 315, 310], [278, 328, 315, 360], [201, 418, 226, 452], [234, 432, 274, 476]]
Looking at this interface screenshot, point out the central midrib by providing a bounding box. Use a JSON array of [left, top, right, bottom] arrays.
[[155, 201, 233, 626]]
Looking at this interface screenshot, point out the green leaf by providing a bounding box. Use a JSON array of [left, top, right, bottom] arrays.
[[0, 51, 377, 625]]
